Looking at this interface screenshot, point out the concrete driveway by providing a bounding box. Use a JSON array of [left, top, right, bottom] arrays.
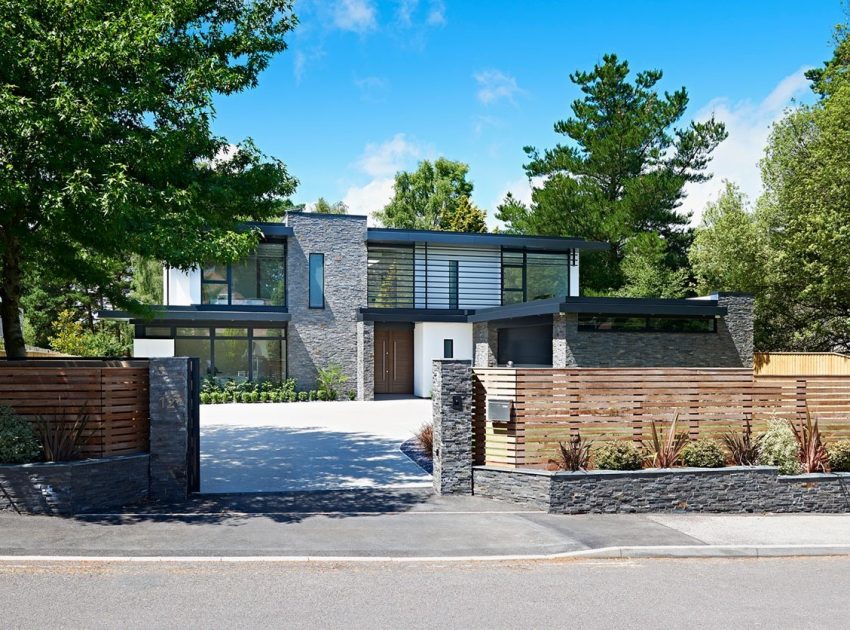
[[200, 398, 433, 493]]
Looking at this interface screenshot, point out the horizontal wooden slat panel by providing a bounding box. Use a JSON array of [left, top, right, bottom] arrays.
[[0, 363, 150, 458], [473, 367, 850, 468]]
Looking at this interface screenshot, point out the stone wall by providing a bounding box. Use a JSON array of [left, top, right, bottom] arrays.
[[473, 466, 850, 514], [560, 312, 745, 368], [149, 357, 193, 501], [0, 455, 150, 515], [432, 359, 473, 495], [473, 322, 497, 367], [285, 212, 368, 390], [715, 293, 755, 368], [356, 320, 374, 401]]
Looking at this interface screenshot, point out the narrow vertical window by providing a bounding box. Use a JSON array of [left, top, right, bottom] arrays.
[[443, 339, 454, 359], [448, 259, 459, 309], [309, 253, 324, 309]]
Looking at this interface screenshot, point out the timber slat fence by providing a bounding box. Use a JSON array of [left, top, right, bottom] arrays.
[[0, 360, 150, 458], [754, 352, 850, 376], [473, 368, 850, 468]]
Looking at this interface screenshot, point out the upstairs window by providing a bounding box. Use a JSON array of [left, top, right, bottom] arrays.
[[367, 245, 414, 308], [309, 253, 324, 308], [201, 241, 286, 307], [501, 250, 569, 305]]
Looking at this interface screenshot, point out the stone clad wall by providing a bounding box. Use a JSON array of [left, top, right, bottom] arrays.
[[286, 213, 368, 391], [149, 357, 192, 501], [473, 466, 850, 514], [432, 359, 473, 495], [473, 322, 497, 367], [0, 455, 149, 515], [356, 321, 374, 401], [715, 293, 755, 368]]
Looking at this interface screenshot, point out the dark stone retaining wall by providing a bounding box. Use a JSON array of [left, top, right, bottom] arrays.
[[473, 466, 850, 514], [0, 455, 150, 515]]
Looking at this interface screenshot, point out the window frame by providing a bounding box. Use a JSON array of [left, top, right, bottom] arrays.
[[577, 314, 719, 334], [443, 338, 454, 359], [308, 253, 325, 309], [200, 239, 287, 308]]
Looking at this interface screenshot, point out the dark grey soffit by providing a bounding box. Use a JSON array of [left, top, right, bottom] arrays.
[[467, 296, 726, 322], [97, 308, 292, 325], [247, 222, 294, 237], [357, 308, 472, 323], [366, 228, 608, 252]]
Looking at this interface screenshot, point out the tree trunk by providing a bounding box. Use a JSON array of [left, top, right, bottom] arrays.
[[0, 241, 27, 359]]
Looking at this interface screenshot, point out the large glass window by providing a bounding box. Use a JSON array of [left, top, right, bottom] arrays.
[[309, 253, 324, 309], [170, 326, 287, 382], [501, 250, 569, 305], [201, 241, 286, 306], [578, 314, 718, 333], [367, 246, 415, 308]]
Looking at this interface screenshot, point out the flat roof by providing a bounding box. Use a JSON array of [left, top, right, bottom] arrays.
[[97, 307, 291, 325], [468, 296, 726, 322], [366, 228, 608, 251]]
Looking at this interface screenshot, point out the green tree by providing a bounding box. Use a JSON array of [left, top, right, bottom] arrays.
[[618, 233, 688, 299], [376, 158, 474, 230], [130, 255, 163, 305], [440, 195, 487, 233], [496, 54, 727, 295], [689, 181, 765, 295], [0, 0, 298, 358], [48, 309, 131, 357], [313, 198, 348, 214]]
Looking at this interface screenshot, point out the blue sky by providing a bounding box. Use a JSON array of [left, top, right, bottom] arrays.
[[212, 0, 846, 227]]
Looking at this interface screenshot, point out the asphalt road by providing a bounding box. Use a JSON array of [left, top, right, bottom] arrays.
[[1, 557, 848, 629]]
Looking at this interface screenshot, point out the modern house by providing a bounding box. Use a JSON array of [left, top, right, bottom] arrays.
[[100, 212, 753, 400]]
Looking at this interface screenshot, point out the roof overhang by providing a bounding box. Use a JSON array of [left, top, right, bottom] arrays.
[[97, 306, 291, 325], [358, 308, 472, 323], [366, 228, 608, 252], [468, 296, 726, 322]]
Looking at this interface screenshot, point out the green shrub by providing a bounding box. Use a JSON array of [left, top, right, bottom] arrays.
[[317, 364, 348, 400], [681, 439, 726, 468], [594, 441, 643, 471], [317, 390, 328, 401], [346, 390, 356, 401], [309, 390, 317, 401], [827, 440, 850, 472], [287, 392, 297, 403], [250, 391, 260, 403], [239, 392, 251, 404], [298, 391, 309, 402], [758, 419, 802, 475], [216, 392, 227, 404], [200, 392, 212, 405], [0, 405, 41, 464]]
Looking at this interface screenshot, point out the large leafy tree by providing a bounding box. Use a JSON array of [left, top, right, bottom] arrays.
[[440, 195, 487, 233], [313, 197, 348, 214], [497, 54, 727, 294], [0, 1, 298, 357], [376, 158, 478, 231]]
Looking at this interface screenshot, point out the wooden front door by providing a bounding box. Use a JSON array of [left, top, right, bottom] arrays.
[[374, 325, 414, 394]]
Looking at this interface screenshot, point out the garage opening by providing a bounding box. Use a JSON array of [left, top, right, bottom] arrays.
[[497, 322, 553, 367]]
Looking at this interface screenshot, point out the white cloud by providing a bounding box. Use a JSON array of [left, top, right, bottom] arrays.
[[396, 0, 417, 27], [354, 75, 388, 102], [342, 134, 433, 223], [426, 0, 446, 26], [333, 0, 377, 34], [681, 67, 811, 224], [474, 69, 524, 105]]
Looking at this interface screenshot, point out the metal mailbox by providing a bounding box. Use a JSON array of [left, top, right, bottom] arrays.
[[486, 397, 513, 423]]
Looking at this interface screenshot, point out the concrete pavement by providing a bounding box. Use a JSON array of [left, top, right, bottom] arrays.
[[200, 398, 432, 492], [2, 489, 849, 559]]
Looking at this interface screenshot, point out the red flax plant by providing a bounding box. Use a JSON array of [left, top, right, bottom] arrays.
[[551, 431, 593, 472], [643, 413, 689, 468], [790, 411, 830, 473]]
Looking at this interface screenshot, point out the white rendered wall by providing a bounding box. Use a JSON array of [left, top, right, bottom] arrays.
[[133, 338, 175, 358], [164, 267, 201, 305], [413, 322, 473, 397], [570, 251, 580, 296]]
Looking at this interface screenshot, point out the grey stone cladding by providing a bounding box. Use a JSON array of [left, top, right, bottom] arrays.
[[560, 311, 745, 368], [285, 213, 368, 391], [473, 321, 497, 367], [715, 293, 755, 368], [432, 359, 473, 495], [356, 320, 374, 401], [552, 313, 576, 367], [0, 455, 149, 515], [473, 466, 850, 514], [149, 357, 192, 501]]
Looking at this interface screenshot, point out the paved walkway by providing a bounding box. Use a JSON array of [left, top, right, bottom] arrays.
[[2, 490, 849, 558], [200, 398, 432, 493]]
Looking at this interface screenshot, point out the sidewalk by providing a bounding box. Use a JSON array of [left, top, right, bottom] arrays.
[[1, 489, 849, 560]]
